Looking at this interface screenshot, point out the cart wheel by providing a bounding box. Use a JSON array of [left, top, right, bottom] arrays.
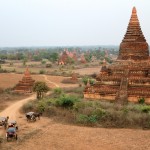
[[4, 123, 7, 129], [15, 135, 18, 140]]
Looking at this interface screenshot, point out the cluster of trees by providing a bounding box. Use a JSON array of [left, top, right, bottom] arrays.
[[0, 49, 59, 63], [0, 46, 118, 65]]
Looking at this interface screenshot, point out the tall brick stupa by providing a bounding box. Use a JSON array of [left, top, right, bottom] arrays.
[[84, 7, 150, 104]]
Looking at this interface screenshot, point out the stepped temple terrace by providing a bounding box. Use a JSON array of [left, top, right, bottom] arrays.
[[14, 68, 35, 93], [84, 7, 150, 104]]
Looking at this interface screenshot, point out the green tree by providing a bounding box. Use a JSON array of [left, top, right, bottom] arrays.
[[49, 52, 59, 63], [84, 53, 92, 62], [33, 55, 42, 61], [82, 76, 95, 85], [33, 81, 49, 99], [23, 58, 27, 66], [66, 57, 75, 64]]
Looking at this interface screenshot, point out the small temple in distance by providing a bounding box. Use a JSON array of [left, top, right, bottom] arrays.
[[14, 67, 35, 93], [84, 7, 150, 104]]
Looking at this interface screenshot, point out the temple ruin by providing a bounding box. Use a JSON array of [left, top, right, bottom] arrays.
[[84, 7, 150, 104], [14, 67, 35, 93]]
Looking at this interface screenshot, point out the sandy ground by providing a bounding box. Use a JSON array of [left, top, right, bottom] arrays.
[[0, 73, 45, 89], [11, 123, 150, 150], [46, 75, 79, 88], [74, 67, 100, 75], [0, 73, 78, 89], [1, 75, 150, 150]]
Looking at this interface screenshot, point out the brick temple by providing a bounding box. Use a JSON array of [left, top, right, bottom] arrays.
[[84, 7, 150, 104], [14, 67, 35, 93]]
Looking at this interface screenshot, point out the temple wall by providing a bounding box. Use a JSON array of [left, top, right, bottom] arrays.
[[84, 93, 150, 104], [128, 96, 150, 104], [84, 93, 115, 101]]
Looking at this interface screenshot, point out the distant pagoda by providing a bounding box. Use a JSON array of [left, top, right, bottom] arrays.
[[84, 7, 150, 104], [14, 67, 35, 93]]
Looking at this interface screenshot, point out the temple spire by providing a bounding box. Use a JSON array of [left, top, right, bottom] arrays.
[[117, 7, 149, 60], [24, 67, 30, 77], [132, 7, 136, 14]]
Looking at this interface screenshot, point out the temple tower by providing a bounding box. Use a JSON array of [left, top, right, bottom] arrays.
[[84, 7, 150, 104], [118, 7, 149, 60]]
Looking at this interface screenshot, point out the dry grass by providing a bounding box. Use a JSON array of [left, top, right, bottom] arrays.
[[2, 61, 100, 75], [46, 76, 78, 88], [0, 73, 45, 89], [0, 73, 22, 89], [0, 92, 28, 111], [74, 67, 100, 75]]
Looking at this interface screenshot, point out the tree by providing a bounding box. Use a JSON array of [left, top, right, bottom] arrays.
[[84, 53, 92, 62], [82, 76, 95, 85], [49, 52, 58, 63], [33, 81, 49, 99], [23, 58, 27, 66], [66, 57, 75, 64]]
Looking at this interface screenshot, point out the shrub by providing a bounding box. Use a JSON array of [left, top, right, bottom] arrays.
[[46, 98, 57, 106], [36, 100, 46, 112], [41, 60, 46, 65], [46, 63, 52, 68], [138, 97, 145, 104], [44, 106, 57, 117], [22, 102, 34, 112], [92, 108, 106, 120], [4, 88, 12, 94], [73, 101, 93, 112], [53, 88, 63, 95], [39, 70, 45, 74], [76, 114, 98, 124], [12, 69, 16, 72], [88, 115, 98, 123], [9, 62, 13, 66], [82, 76, 95, 85], [91, 73, 97, 79], [141, 105, 150, 113], [0, 68, 8, 73], [76, 114, 89, 124], [56, 94, 79, 108], [121, 106, 129, 115]]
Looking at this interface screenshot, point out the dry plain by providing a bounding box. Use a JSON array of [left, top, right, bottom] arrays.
[[0, 69, 150, 150]]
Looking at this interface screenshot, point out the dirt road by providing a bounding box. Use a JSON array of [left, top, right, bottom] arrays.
[[0, 95, 36, 120], [42, 75, 59, 88], [1, 75, 150, 150]]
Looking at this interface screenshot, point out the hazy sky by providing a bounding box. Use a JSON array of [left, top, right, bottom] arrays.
[[0, 0, 149, 47]]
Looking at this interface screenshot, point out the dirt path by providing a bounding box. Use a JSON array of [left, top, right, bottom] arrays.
[[0, 75, 58, 133], [0, 75, 59, 121], [0, 95, 36, 120], [1, 75, 150, 150], [42, 75, 59, 88]]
